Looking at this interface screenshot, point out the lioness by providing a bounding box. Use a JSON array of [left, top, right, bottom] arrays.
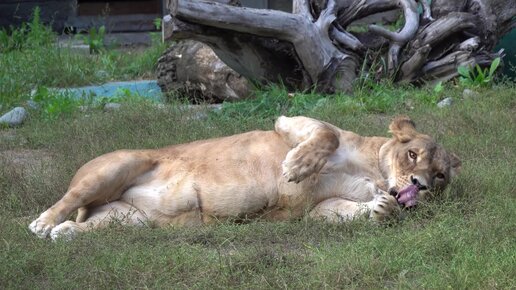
[[29, 116, 461, 240]]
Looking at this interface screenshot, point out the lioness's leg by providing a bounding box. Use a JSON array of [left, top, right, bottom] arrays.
[[49, 201, 148, 241], [309, 194, 399, 223], [274, 116, 340, 183], [29, 150, 156, 238]]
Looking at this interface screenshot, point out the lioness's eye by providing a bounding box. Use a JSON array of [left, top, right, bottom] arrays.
[[408, 150, 417, 160], [435, 173, 445, 179]]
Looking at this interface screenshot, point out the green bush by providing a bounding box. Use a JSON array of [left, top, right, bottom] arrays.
[[0, 7, 55, 53], [76, 26, 106, 54]]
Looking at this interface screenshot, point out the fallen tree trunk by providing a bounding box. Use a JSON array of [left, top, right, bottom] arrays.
[[161, 0, 515, 94], [156, 40, 252, 103]]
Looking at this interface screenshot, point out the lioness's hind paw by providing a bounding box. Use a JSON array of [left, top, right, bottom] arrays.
[[50, 221, 81, 241], [29, 218, 55, 239]]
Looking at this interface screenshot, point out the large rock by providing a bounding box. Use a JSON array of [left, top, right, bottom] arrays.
[[157, 40, 252, 103], [0, 107, 28, 127]]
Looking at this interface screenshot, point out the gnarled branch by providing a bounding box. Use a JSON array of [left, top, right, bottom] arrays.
[[419, 0, 434, 23], [368, 0, 419, 43], [368, 0, 419, 71], [418, 12, 476, 48], [330, 27, 364, 51], [293, 0, 314, 22], [399, 44, 431, 82]]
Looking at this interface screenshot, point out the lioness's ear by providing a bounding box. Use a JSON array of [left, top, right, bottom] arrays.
[[449, 153, 462, 178], [389, 116, 417, 143]]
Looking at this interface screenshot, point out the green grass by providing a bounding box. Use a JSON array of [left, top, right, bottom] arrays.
[[0, 10, 167, 111], [0, 83, 515, 288], [0, 43, 166, 109], [1, 10, 515, 288]]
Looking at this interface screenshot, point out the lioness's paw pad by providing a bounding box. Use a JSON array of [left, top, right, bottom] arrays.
[[29, 218, 55, 239], [282, 147, 327, 183], [370, 195, 399, 222], [282, 161, 313, 183]]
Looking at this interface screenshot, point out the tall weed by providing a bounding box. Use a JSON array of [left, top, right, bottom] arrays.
[[0, 7, 54, 52]]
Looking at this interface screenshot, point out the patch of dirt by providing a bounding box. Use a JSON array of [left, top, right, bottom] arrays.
[[0, 149, 53, 171], [0, 129, 28, 147], [0, 129, 52, 170]]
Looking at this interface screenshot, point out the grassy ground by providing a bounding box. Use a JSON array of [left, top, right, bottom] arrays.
[[1, 10, 515, 288], [0, 82, 515, 288], [0, 15, 166, 111]]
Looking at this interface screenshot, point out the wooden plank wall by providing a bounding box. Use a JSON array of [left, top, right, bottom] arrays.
[[0, 0, 76, 32], [0, 0, 163, 32]]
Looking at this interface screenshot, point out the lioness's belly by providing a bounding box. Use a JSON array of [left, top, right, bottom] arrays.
[[121, 131, 291, 225]]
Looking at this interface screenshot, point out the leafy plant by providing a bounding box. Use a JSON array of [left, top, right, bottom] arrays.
[[97, 88, 150, 105], [26, 6, 55, 47], [78, 26, 106, 54], [0, 7, 54, 53], [31, 86, 82, 120], [153, 18, 162, 30], [433, 81, 444, 94], [458, 57, 501, 87], [0, 24, 26, 52]]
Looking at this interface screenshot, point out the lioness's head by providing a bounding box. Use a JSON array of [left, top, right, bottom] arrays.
[[381, 116, 461, 207]]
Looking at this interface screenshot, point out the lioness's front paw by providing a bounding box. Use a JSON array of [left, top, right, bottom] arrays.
[[370, 194, 400, 222], [282, 146, 328, 183], [29, 215, 56, 239]]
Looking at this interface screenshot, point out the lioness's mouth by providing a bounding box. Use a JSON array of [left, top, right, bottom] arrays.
[[396, 184, 419, 207]]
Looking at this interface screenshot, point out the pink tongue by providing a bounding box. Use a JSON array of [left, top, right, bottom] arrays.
[[397, 184, 419, 207]]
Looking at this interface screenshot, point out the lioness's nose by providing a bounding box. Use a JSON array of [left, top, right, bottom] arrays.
[[411, 176, 428, 190]]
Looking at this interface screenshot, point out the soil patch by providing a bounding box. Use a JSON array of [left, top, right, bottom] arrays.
[[0, 149, 53, 171]]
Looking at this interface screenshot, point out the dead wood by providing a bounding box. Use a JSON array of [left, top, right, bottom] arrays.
[[158, 0, 515, 96]]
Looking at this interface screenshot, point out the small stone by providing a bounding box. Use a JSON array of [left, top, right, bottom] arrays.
[[190, 111, 209, 120], [0, 107, 28, 127], [206, 104, 223, 112], [179, 104, 223, 120], [154, 103, 166, 109], [463, 89, 479, 99], [404, 99, 415, 110], [103, 103, 122, 111], [95, 70, 109, 79], [437, 97, 453, 108], [314, 98, 329, 109], [26, 100, 40, 110]]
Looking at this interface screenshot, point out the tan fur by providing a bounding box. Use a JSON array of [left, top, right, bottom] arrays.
[[29, 116, 461, 240]]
